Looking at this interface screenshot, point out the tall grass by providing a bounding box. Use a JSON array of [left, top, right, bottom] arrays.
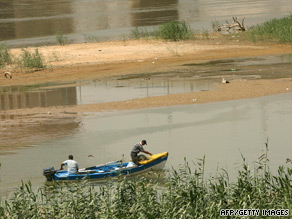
[[246, 14, 292, 43], [156, 21, 193, 41], [17, 48, 46, 69], [2, 147, 292, 218], [0, 44, 46, 70], [0, 43, 12, 68], [56, 31, 69, 46], [130, 27, 152, 39], [129, 22, 193, 41]]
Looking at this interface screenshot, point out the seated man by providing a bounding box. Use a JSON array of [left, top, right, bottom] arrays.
[[60, 155, 79, 175], [130, 140, 153, 165]]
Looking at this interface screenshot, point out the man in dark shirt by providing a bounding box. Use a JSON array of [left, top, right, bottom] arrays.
[[131, 140, 153, 165]]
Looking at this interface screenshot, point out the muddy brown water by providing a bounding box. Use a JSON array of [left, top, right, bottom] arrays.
[[0, 93, 291, 200], [1, 0, 292, 47]]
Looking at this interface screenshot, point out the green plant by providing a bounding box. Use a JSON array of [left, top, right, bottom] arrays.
[[0, 43, 12, 68], [56, 31, 69, 46], [202, 29, 209, 39], [211, 20, 221, 31], [130, 27, 151, 39], [18, 48, 45, 69], [246, 14, 292, 43], [156, 21, 193, 41]]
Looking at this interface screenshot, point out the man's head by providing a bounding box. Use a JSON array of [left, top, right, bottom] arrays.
[[141, 140, 147, 145], [68, 155, 73, 160]]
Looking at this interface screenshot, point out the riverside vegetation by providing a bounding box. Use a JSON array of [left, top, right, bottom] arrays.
[[0, 44, 45, 69], [1, 145, 292, 218], [130, 14, 292, 43], [246, 14, 292, 43]]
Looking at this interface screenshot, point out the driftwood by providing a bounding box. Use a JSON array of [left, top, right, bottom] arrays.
[[216, 17, 246, 32]]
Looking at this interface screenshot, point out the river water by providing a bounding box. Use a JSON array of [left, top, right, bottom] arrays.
[[1, 0, 292, 200], [0, 93, 292, 199], [1, 0, 292, 47]]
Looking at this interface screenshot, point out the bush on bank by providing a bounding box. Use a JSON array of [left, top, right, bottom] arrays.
[[1, 152, 292, 218], [130, 21, 193, 41], [0, 45, 46, 70], [155, 21, 193, 41], [17, 48, 46, 69], [245, 14, 292, 43], [0, 43, 12, 68]]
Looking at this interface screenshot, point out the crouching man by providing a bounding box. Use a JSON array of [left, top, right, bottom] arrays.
[[130, 140, 153, 165]]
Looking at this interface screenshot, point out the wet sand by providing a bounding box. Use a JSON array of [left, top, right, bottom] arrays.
[[1, 37, 292, 153]]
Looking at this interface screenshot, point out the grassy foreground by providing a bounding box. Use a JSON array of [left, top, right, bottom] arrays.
[[1, 149, 292, 218]]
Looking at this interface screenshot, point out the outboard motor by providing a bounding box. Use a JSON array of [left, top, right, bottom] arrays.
[[43, 167, 56, 181]]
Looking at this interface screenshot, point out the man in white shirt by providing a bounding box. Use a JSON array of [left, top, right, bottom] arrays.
[[60, 155, 79, 175]]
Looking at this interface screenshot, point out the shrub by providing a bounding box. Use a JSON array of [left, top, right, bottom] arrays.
[[56, 31, 68, 46], [130, 27, 152, 39], [246, 14, 292, 43], [18, 48, 45, 69], [0, 43, 12, 67], [156, 21, 193, 41]]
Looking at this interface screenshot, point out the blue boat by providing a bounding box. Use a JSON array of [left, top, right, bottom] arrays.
[[43, 152, 168, 181]]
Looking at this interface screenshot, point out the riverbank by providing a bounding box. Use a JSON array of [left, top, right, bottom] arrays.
[[2, 38, 292, 87], [1, 37, 292, 113]]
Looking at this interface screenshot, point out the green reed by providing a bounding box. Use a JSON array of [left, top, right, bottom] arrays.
[[56, 31, 69, 46], [130, 27, 153, 40], [129, 21, 193, 41], [155, 21, 193, 41], [245, 14, 292, 43], [17, 48, 46, 69], [0, 43, 12, 68], [1, 146, 292, 218]]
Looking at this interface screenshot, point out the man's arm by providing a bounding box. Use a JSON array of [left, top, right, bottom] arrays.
[[144, 150, 153, 156], [60, 162, 65, 170]]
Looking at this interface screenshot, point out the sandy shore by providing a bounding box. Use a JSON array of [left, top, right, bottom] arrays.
[[2, 38, 292, 87]]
